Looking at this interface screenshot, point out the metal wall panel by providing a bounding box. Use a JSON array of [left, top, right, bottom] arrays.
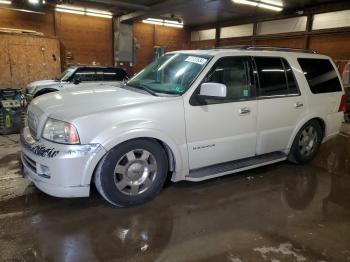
[[313, 10, 350, 30], [191, 28, 216, 41], [257, 16, 307, 35], [220, 24, 253, 39]]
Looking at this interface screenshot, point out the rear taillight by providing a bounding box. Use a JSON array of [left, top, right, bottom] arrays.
[[339, 95, 346, 112]]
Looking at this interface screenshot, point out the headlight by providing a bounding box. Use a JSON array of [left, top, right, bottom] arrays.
[[42, 118, 80, 144]]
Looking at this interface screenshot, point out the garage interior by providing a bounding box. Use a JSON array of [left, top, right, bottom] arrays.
[[1, 0, 350, 261]]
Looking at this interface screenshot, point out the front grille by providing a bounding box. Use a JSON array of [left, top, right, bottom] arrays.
[[23, 153, 37, 173], [27, 110, 38, 138]]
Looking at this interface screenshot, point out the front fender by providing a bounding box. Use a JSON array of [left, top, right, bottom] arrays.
[[85, 119, 189, 183]]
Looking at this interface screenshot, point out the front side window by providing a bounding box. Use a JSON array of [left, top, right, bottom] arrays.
[[60, 68, 76, 81], [127, 53, 211, 95], [298, 58, 342, 94], [255, 57, 288, 96], [202, 56, 254, 103]]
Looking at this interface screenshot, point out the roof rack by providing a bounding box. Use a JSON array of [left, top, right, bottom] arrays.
[[201, 45, 317, 54]]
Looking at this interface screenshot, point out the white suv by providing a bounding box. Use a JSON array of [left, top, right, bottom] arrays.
[[20, 47, 345, 207]]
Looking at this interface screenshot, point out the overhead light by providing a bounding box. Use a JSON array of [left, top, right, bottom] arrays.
[[55, 4, 112, 18], [232, 0, 283, 11], [258, 3, 283, 11], [0, 0, 12, 4], [142, 18, 183, 28], [260, 0, 283, 6], [233, 0, 258, 6], [86, 8, 113, 18], [28, 0, 39, 4]]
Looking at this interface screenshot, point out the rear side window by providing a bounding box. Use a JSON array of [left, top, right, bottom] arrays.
[[103, 68, 128, 81], [298, 58, 342, 94], [254, 57, 298, 97], [75, 68, 96, 81]]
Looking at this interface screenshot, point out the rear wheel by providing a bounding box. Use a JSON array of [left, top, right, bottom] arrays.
[[288, 120, 322, 164], [94, 139, 168, 207]]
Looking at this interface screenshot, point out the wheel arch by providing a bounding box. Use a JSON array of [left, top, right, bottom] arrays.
[[34, 88, 58, 98], [86, 131, 185, 186], [287, 115, 326, 151]]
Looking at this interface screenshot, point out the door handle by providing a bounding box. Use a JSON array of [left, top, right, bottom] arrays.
[[239, 107, 251, 116], [294, 102, 303, 109]]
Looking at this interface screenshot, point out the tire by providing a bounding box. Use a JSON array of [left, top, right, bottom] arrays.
[[94, 139, 168, 207], [288, 120, 322, 164]]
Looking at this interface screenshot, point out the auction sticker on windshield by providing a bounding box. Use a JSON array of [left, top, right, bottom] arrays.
[[185, 56, 207, 65]]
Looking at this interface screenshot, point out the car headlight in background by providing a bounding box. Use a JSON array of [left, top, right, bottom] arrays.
[[42, 118, 80, 144]]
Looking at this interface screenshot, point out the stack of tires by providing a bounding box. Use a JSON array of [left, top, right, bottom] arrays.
[[0, 89, 26, 135]]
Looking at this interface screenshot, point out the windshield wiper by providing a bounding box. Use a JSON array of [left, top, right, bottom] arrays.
[[128, 83, 158, 96]]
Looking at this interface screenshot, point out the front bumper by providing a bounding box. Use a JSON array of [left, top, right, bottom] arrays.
[[20, 126, 107, 198]]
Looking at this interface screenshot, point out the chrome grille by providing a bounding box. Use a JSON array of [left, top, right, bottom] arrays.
[[27, 110, 38, 138]]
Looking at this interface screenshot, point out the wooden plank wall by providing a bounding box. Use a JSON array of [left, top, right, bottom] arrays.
[[0, 8, 113, 89], [0, 33, 61, 89]]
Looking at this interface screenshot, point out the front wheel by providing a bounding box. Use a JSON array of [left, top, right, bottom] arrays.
[[288, 120, 322, 164], [94, 139, 168, 207]]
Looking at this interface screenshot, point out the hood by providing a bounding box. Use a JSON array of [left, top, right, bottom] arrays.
[[27, 80, 59, 88], [31, 85, 172, 122]]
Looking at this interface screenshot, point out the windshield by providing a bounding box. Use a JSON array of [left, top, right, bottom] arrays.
[[127, 53, 211, 95], [60, 68, 76, 81]]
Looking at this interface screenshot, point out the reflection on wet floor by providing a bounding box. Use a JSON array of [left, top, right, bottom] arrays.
[[0, 128, 350, 261]]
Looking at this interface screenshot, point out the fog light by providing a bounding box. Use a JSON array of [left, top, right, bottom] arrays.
[[37, 164, 50, 178]]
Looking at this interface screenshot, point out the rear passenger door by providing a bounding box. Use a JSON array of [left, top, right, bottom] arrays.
[[254, 57, 306, 155]]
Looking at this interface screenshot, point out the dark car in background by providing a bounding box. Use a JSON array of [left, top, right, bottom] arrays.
[[25, 66, 129, 103]]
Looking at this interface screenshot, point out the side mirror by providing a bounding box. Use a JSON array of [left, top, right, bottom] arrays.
[[198, 82, 227, 99], [73, 77, 81, 85]]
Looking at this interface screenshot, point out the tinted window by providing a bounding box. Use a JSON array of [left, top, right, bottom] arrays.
[[255, 57, 288, 96], [103, 68, 127, 81], [298, 58, 342, 93], [74, 68, 96, 81], [203, 56, 253, 103]]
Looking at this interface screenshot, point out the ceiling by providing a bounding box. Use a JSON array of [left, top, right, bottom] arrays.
[[10, 0, 350, 26], [76, 0, 350, 26]]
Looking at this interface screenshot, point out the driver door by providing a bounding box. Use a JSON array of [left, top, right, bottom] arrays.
[[184, 56, 258, 170]]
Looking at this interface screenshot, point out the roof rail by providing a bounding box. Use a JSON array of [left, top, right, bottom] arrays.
[[200, 45, 317, 54]]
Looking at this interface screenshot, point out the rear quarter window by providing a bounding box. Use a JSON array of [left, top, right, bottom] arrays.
[[298, 58, 342, 94]]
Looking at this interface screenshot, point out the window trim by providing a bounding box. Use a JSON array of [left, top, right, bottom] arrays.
[[190, 56, 257, 106], [253, 56, 301, 100]]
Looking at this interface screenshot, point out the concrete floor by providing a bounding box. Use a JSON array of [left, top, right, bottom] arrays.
[[1, 125, 350, 262]]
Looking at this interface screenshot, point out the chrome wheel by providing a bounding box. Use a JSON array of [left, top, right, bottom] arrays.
[[298, 125, 318, 157], [114, 149, 157, 196]]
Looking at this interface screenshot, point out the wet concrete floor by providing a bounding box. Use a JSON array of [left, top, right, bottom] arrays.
[[0, 125, 350, 261]]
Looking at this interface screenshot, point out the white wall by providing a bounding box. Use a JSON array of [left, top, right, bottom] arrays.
[[257, 16, 307, 35], [313, 10, 350, 30], [220, 24, 253, 39], [191, 28, 216, 41]]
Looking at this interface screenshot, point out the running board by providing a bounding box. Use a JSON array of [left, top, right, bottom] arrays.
[[186, 151, 287, 182]]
